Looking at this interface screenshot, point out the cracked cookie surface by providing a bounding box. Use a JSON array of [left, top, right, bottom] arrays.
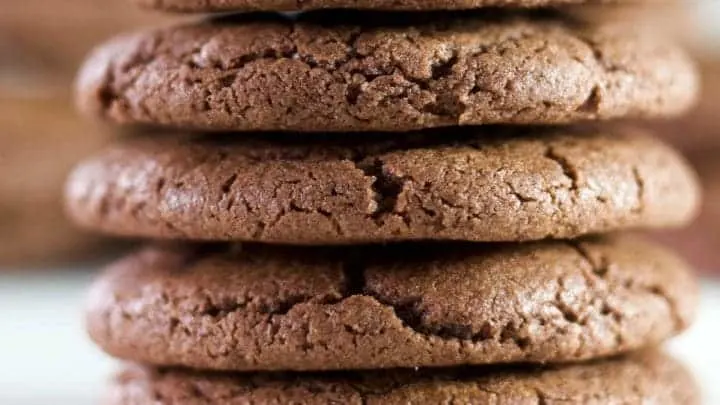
[[105, 351, 698, 404], [76, 11, 697, 132], [130, 0, 653, 13], [86, 235, 697, 371], [65, 126, 699, 244]]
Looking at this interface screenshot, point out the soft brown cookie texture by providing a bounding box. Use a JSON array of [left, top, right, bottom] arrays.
[[106, 351, 699, 405], [86, 235, 697, 371], [76, 11, 697, 132], [130, 0, 640, 13], [65, 126, 700, 244]]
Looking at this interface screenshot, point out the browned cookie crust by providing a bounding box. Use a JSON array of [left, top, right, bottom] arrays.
[[106, 351, 698, 404], [86, 236, 697, 371], [130, 0, 646, 13], [76, 11, 697, 132], [65, 126, 699, 244]]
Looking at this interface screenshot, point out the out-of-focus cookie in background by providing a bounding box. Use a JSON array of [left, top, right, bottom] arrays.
[[652, 154, 720, 272], [634, 1, 720, 275], [0, 2, 169, 268], [2, 2, 169, 82], [648, 57, 720, 274]]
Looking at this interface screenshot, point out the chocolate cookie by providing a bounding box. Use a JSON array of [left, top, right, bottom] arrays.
[[86, 236, 697, 371], [65, 127, 700, 244], [130, 0, 643, 13], [105, 351, 698, 404], [76, 11, 697, 132]]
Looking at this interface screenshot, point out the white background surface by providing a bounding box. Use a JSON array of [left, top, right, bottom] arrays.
[[0, 271, 717, 404], [692, 0, 720, 49]]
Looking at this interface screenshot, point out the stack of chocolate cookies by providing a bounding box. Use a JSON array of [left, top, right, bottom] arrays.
[[66, 1, 703, 403]]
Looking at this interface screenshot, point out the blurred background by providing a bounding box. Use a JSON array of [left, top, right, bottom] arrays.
[[0, 1, 718, 403]]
